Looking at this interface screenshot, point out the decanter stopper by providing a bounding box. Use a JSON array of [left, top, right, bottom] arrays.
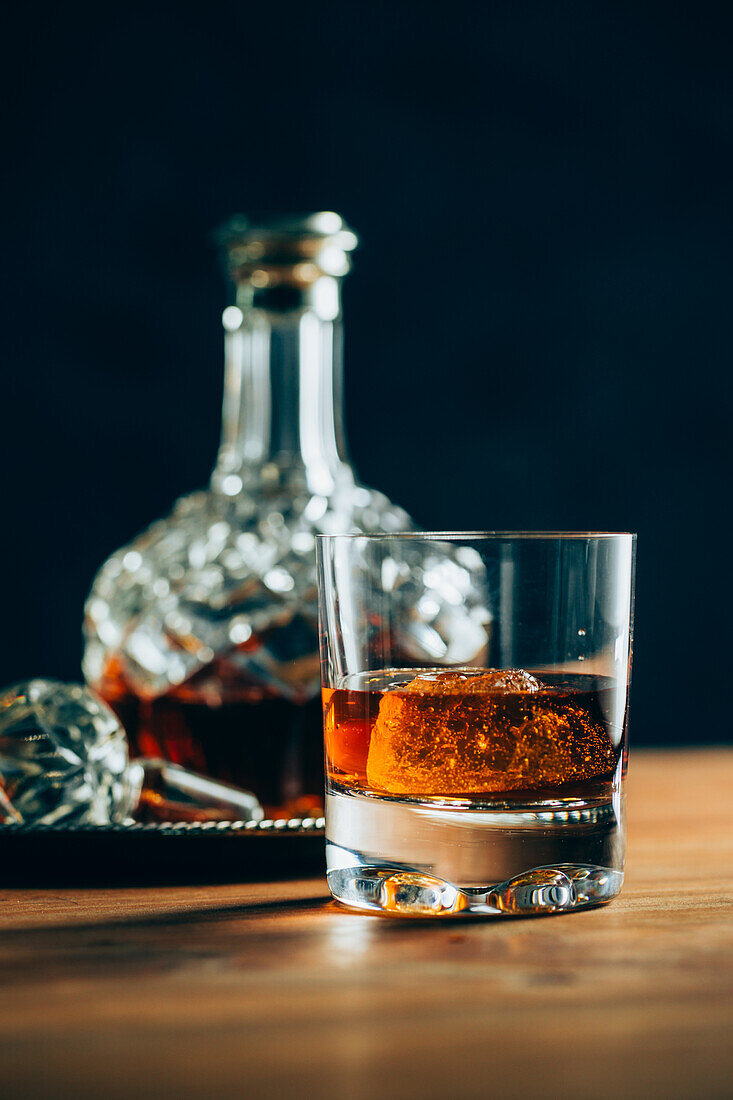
[[0, 680, 263, 826]]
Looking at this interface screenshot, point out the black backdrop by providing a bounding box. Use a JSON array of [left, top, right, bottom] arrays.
[[2, 2, 732, 745]]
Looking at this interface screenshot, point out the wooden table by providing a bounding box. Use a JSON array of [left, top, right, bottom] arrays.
[[0, 749, 731, 1100]]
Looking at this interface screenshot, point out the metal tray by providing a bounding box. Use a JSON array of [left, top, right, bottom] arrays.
[[0, 817, 326, 885]]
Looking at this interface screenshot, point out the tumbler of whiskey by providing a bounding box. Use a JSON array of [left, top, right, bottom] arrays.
[[317, 532, 636, 917]]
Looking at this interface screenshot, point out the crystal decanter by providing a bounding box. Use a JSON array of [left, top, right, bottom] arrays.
[[83, 213, 413, 818]]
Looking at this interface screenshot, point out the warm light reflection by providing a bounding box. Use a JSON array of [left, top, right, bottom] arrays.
[[322, 910, 377, 961]]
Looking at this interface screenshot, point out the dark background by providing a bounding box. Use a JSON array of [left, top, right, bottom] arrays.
[[2, 2, 731, 745]]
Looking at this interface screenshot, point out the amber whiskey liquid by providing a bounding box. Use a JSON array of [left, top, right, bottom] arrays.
[[96, 658, 324, 819], [325, 668, 624, 804]]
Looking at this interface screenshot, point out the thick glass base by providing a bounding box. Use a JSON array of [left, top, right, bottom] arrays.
[[326, 787, 625, 917]]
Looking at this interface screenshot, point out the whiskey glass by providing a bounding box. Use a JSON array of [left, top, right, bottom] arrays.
[[316, 532, 636, 917]]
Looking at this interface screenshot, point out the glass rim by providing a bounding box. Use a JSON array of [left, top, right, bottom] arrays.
[[315, 530, 636, 541]]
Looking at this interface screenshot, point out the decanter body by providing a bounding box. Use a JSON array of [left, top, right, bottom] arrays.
[[83, 214, 412, 817]]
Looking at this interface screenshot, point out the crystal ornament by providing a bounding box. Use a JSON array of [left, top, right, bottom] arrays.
[[0, 680, 138, 825]]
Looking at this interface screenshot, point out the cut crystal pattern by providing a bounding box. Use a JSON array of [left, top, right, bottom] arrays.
[[0, 680, 138, 825], [85, 475, 491, 705], [84, 473, 417, 701]]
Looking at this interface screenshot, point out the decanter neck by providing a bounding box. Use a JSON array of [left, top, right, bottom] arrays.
[[212, 213, 359, 498], [212, 292, 351, 496]]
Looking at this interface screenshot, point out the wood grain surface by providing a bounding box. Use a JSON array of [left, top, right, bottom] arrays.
[[0, 749, 731, 1100]]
